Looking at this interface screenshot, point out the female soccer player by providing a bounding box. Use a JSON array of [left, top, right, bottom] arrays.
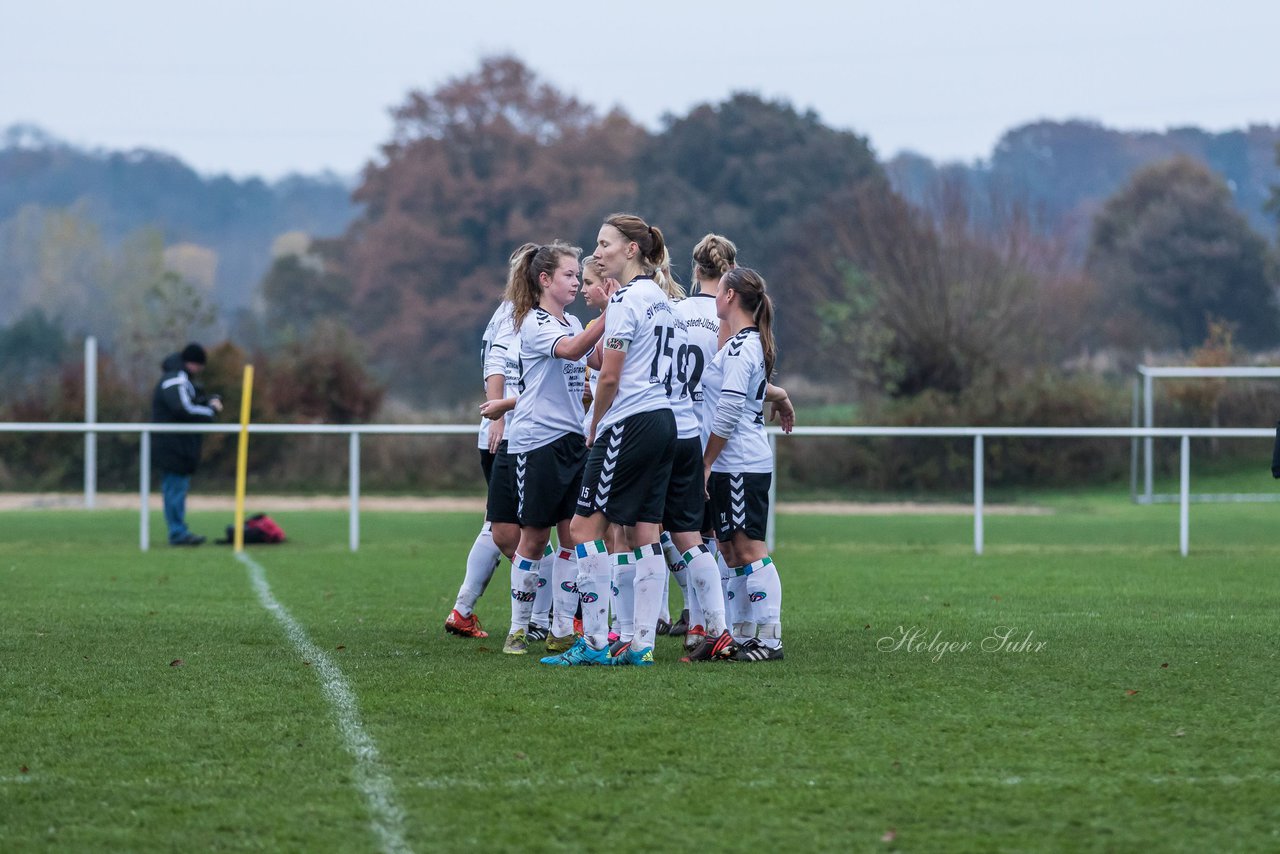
[[544, 214, 678, 667], [673, 234, 741, 661], [701, 266, 794, 662], [485, 241, 605, 655], [444, 297, 520, 639]]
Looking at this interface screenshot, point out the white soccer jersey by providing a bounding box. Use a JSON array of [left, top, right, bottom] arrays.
[[595, 277, 676, 434], [507, 306, 588, 454], [665, 309, 701, 440], [705, 327, 772, 474], [675, 293, 719, 444], [477, 301, 519, 450]]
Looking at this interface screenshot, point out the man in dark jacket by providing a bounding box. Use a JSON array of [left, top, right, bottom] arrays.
[[152, 343, 222, 545]]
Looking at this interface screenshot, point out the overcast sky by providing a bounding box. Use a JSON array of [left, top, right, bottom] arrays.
[[2, 0, 1276, 180]]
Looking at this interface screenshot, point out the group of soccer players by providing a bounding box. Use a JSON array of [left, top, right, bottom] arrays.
[[443, 214, 794, 665]]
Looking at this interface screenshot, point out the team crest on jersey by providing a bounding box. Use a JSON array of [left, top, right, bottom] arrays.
[[605, 336, 629, 352]]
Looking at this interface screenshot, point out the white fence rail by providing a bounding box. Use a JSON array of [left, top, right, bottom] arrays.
[[1, 422, 1274, 555]]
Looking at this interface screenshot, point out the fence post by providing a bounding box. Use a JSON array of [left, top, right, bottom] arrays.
[[974, 434, 984, 556], [1129, 377, 1139, 504], [84, 336, 97, 509], [1143, 369, 1154, 503], [1179, 434, 1190, 557], [139, 431, 150, 552], [349, 431, 360, 552]]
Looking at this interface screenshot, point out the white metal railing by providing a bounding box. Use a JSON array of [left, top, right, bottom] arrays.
[[1, 421, 1273, 556], [1136, 365, 1280, 503]]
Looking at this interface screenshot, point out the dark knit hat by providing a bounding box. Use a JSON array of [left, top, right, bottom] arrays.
[[181, 343, 207, 365]]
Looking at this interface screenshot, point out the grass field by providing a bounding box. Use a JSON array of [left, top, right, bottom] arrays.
[[2, 497, 1279, 852]]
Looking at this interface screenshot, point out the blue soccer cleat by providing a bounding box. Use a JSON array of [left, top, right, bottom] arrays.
[[539, 637, 611, 666], [611, 645, 655, 667]]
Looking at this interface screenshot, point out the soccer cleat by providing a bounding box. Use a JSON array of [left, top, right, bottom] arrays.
[[525, 624, 549, 642], [444, 609, 489, 639], [668, 608, 690, 637], [502, 629, 529, 655], [680, 630, 736, 662], [731, 639, 784, 662], [611, 645, 655, 667], [608, 639, 631, 659], [170, 532, 206, 546], [544, 632, 576, 653], [540, 637, 611, 666], [656, 618, 672, 635], [684, 624, 706, 652]]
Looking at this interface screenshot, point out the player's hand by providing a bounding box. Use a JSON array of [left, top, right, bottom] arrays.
[[209, 397, 223, 414], [479, 400, 502, 421], [703, 464, 712, 500], [769, 396, 795, 434], [488, 418, 505, 454]]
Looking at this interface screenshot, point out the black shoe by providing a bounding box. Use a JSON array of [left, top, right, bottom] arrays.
[[668, 608, 690, 637], [731, 638, 783, 662], [170, 532, 206, 546], [656, 618, 672, 636], [526, 624, 549, 642], [609, 638, 631, 658], [680, 630, 736, 662]]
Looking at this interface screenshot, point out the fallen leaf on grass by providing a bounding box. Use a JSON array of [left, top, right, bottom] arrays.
[[1161, 662, 1169, 668], [1125, 689, 1139, 696], [991, 595, 1002, 601], [302, 661, 312, 667], [169, 659, 184, 667], [20, 765, 28, 774], [335, 645, 347, 651], [881, 829, 897, 842], [1172, 728, 1186, 737], [515, 752, 527, 760], [864, 624, 871, 630]]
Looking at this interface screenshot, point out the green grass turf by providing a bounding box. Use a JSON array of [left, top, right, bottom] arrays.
[[2, 504, 1279, 852]]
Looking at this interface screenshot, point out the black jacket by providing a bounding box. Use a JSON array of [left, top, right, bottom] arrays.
[[151, 353, 217, 475]]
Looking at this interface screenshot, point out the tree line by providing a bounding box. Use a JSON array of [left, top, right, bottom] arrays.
[[3, 55, 1280, 493]]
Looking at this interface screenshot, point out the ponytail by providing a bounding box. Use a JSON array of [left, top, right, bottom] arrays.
[[721, 267, 777, 379], [505, 240, 582, 330]]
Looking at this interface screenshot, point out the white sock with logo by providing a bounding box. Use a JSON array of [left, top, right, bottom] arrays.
[[530, 544, 554, 629], [551, 547, 578, 638], [744, 557, 781, 648], [574, 540, 610, 650], [508, 553, 540, 636]]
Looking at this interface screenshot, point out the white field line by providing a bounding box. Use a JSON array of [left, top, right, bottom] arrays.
[[238, 552, 411, 854]]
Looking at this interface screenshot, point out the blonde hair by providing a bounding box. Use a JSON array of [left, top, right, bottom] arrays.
[[691, 233, 737, 287], [504, 241, 582, 330], [721, 267, 777, 379]]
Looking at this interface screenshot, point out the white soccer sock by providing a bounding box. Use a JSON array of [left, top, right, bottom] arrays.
[[551, 547, 578, 638], [530, 544, 554, 629], [659, 566, 671, 623], [661, 531, 689, 617], [508, 553, 540, 636], [744, 557, 782, 648], [631, 543, 666, 650], [613, 551, 636, 643], [453, 524, 502, 617], [726, 569, 755, 643], [574, 540, 610, 650], [684, 545, 725, 635]]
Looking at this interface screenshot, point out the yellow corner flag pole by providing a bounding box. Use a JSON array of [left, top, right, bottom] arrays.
[[233, 365, 254, 553]]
